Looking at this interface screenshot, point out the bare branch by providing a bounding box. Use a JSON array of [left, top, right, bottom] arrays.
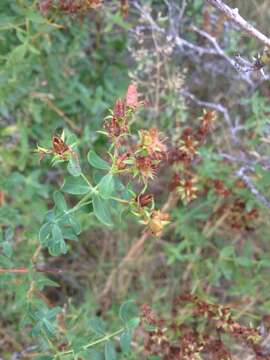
[[191, 25, 253, 85], [207, 0, 270, 47], [236, 167, 270, 209], [132, 0, 253, 84]]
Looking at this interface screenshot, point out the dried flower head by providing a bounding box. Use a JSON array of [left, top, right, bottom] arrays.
[[135, 156, 157, 180], [139, 128, 167, 157], [104, 116, 128, 143], [177, 178, 198, 204], [148, 210, 170, 236], [136, 193, 153, 207], [196, 110, 217, 143], [200, 109, 217, 131], [179, 134, 198, 159], [116, 152, 130, 170], [213, 179, 231, 197], [36, 134, 74, 161], [59, 0, 101, 13]]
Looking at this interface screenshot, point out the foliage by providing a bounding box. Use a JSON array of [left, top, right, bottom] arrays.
[[2, 0, 270, 359]]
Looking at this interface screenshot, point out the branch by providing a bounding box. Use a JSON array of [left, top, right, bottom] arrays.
[[0, 267, 63, 274], [207, 0, 270, 47], [236, 167, 270, 209], [132, 0, 253, 84]]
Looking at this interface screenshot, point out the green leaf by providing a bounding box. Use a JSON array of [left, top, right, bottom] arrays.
[[125, 317, 140, 329], [120, 329, 132, 353], [87, 349, 104, 360], [4, 226, 14, 241], [92, 195, 113, 227], [88, 150, 110, 170], [220, 245, 235, 259], [2, 241, 13, 258], [98, 174, 114, 199], [88, 317, 106, 335], [36, 277, 59, 291], [47, 224, 67, 256], [68, 216, 81, 235], [105, 341, 116, 360], [67, 155, 82, 177], [52, 223, 63, 243], [39, 223, 52, 245], [119, 300, 138, 325], [62, 176, 91, 195], [236, 257, 252, 267], [53, 191, 67, 212], [7, 43, 27, 66]]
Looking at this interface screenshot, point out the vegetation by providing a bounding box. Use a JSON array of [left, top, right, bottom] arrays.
[[1, 0, 270, 359]]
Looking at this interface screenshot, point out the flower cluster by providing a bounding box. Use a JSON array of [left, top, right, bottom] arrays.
[[103, 85, 170, 236], [38, 0, 101, 15], [140, 294, 268, 360], [166, 110, 217, 205]]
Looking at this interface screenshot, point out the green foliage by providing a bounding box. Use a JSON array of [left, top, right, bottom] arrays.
[[2, 0, 270, 359]]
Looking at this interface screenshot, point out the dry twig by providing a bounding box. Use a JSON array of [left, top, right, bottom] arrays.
[[207, 0, 270, 47]]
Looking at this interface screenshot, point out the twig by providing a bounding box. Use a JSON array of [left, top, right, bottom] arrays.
[[191, 25, 253, 85], [207, 0, 270, 47], [132, 0, 253, 84], [236, 167, 270, 209]]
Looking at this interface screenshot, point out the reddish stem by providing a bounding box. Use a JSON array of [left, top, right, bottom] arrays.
[[0, 267, 62, 274]]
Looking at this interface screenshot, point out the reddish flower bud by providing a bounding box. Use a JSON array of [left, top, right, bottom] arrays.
[[116, 152, 130, 170], [126, 84, 138, 108], [52, 136, 70, 157], [39, 0, 52, 15], [136, 193, 153, 207], [113, 99, 125, 118]]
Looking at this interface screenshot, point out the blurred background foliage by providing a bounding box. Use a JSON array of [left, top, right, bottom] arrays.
[[1, 0, 270, 358]]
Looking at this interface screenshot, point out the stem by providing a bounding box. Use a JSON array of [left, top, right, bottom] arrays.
[[111, 197, 129, 204], [55, 191, 93, 221], [56, 328, 124, 358], [207, 0, 270, 47], [0, 267, 63, 274], [84, 328, 124, 350], [81, 172, 94, 189]]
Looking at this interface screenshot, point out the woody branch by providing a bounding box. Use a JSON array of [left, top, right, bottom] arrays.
[[207, 0, 270, 47]]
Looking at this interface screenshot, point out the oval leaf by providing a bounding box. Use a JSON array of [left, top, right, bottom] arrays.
[[92, 195, 113, 227], [53, 191, 67, 212], [98, 174, 114, 199], [62, 176, 91, 195], [105, 341, 116, 360], [87, 150, 110, 170], [120, 329, 132, 354]]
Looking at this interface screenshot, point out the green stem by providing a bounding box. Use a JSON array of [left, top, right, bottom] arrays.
[[56, 328, 124, 358], [81, 172, 94, 189], [111, 197, 129, 204], [83, 328, 124, 350], [55, 192, 93, 222]]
